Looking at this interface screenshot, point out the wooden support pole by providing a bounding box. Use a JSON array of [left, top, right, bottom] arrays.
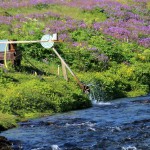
[[52, 48, 85, 91], [61, 60, 68, 81], [58, 65, 60, 76], [4, 42, 8, 69]]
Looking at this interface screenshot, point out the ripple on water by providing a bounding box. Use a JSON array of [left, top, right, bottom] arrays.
[[0, 95, 150, 150], [121, 146, 137, 150]]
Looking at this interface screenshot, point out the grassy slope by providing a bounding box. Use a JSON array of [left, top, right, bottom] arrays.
[[0, 1, 150, 130], [0, 57, 91, 130], [0, 3, 106, 130], [6, 4, 107, 23], [0, 112, 17, 130]]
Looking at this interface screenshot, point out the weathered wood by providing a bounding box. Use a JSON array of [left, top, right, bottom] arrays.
[[61, 60, 68, 81], [58, 65, 60, 76], [52, 48, 85, 90], [0, 42, 22, 66], [0, 52, 14, 60]]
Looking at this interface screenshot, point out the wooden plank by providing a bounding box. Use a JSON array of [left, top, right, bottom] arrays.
[[0, 52, 15, 60]]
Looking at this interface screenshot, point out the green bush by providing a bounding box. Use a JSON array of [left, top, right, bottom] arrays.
[[0, 112, 17, 130], [78, 62, 150, 100], [0, 2, 149, 109], [0, 73, 91, 117]]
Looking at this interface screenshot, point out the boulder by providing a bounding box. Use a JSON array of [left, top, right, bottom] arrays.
[[0, 136, 12, 150]]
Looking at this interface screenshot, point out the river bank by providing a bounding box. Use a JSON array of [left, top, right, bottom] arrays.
[[0, 112, 53, 150], [0, 109, 89, 149], [0, 59, 91, 132], [0, 0, 150, 133], [0, 112, 17, 131], [0, 112, 54, 132], [1, 95, 150, 150]]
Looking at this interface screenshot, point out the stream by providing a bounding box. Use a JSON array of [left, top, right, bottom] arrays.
[[0, 95, 150, 150]]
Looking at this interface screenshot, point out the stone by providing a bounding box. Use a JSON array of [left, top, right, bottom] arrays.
[[0, 136, 12, 150]]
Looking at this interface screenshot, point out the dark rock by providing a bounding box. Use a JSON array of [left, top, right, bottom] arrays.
[[64, 142, 77, 147], [0, 125, 6, 132], [133, 119, 150, 124], [0, 136, 12, 150], [0, 124, 16, 132], [132, 99, 150, 104]]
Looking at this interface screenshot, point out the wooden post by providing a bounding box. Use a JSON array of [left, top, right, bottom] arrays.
[[58, 65, 60, 76], [52, 48, 85, 90], [4, 43, 8, 69], [61, 60, 68, 81]]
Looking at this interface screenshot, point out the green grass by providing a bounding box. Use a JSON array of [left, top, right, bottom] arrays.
[[4, 4, 106, 24], [0, 0, 149, 131], [0, 111, 54, 130], [0, 112, 17, 130], [46, 5, 107, 23], [0, 58, 91, 131]]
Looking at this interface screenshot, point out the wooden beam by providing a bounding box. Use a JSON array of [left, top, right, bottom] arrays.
[[61, 60, 68, 81]]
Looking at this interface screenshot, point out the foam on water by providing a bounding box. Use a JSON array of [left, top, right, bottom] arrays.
[[92, 99, 111, 105], [31, 148, 43, 150], [122, 146, 137, 150], [65, 121, 96, 127], [51, 145, 61, 150]]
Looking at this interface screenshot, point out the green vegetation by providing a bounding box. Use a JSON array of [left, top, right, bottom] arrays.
[[0, 112, 17, 130], [0, 58, 91, 130], [0, 0, 150, 130]]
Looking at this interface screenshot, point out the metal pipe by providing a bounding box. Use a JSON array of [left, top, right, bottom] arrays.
[[0, 40, 63, 44]]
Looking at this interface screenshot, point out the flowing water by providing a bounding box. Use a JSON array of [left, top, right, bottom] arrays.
[[0, 95, 150, 150]]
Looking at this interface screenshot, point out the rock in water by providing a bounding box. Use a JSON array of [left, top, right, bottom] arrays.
[[0, 136, 12, 150]]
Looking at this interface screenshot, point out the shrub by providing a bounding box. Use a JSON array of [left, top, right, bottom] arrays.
[[0, 74, 90, 116]]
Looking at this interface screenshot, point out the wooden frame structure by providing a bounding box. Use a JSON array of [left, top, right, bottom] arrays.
[[0, 35, 90, 93], [0, 40, 22, 67]]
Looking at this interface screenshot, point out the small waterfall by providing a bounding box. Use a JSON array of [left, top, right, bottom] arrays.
[[51, 145, 61, 150], [88, 83, 111, 105]]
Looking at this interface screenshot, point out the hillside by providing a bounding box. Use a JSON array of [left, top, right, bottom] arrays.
[[0, 0, 150, 129]]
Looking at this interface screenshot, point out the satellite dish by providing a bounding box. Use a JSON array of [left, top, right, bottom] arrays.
[[41, 34, 54, 49]]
